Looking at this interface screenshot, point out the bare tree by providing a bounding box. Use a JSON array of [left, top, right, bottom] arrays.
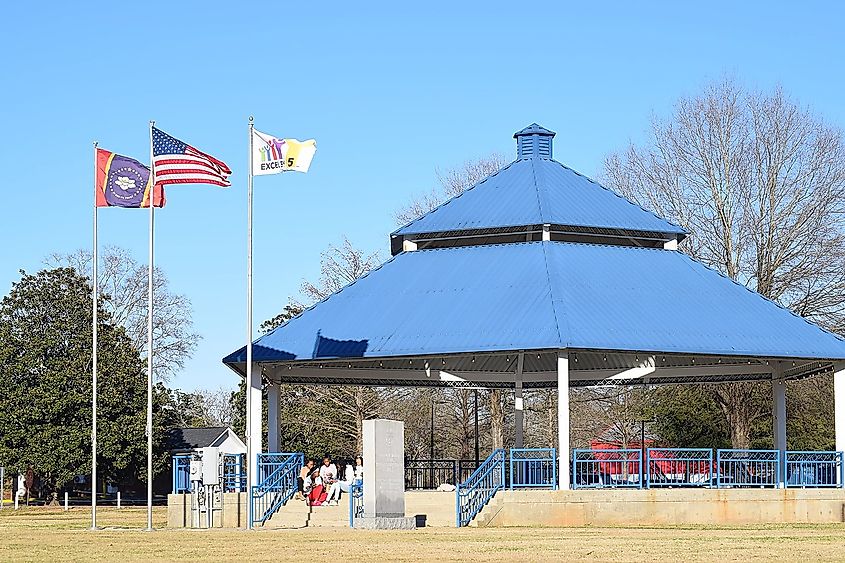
[[301, 237, 382, 302], [488, 389, 505, 449], [603, 80, 845, 447], [191, 387, 236, 427], [47, 246, 200, 381], [394, 154, 507, 226]]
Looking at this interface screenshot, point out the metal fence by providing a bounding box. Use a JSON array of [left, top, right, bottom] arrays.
[[172, 454, 191, 493], [716, 449, 780, 488], [348, 483, 364, 527], [646, 448, 713, 487], [786, 451, 844, 488], [459, 460, 481, 484], [222, 454, 246, 492], [573, 449, 642, 489], [510, 448, 556, 489], [405, 459, 484, 489], [455, 449, 505, 527], [405, 459, 458, 490], [173, 453, 248, 494]]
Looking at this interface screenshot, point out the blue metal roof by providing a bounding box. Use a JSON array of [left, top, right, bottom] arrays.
[[223, 242, 845, 364], [392, 157, 687, 237]]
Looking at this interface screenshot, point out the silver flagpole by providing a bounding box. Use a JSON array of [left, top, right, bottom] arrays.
[[91, 141, 99, 530], [146, 121, 155, 531], [246, 115, 254, 529]]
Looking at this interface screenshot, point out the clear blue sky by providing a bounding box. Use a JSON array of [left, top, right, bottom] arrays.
[[2, 1, 844, 392]]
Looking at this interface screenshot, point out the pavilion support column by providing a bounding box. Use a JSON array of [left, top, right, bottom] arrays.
[[267, 383, 280, 453], [557, 351, 570, 490], [834, 362, 845, 454], [246, 364, 262, 481], [772, 369, 787, 488], [514, 353, 524, 449]]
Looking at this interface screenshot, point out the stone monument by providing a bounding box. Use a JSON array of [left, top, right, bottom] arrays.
[[357, 418, 415, 529]]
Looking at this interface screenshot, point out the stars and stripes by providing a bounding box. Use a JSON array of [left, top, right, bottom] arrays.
[[152, 127, 231, 187]]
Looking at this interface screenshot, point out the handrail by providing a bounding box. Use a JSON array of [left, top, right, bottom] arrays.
[[348, 482, 364, 527], [455, 448, 505, 527], [250, 452, 304, 528]]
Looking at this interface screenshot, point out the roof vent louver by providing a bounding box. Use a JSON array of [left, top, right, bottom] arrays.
[[514, 123, 555, 159]]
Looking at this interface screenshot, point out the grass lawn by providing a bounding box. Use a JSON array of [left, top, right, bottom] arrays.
[[0, 507, 844, 562]]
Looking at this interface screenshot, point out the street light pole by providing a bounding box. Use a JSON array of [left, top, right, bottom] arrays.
[[430, 398, 436, 489], [430, 399, 435, 460], [474, 389, 479, 466]]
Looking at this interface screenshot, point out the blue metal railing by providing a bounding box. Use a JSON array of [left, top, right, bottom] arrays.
[[716, 449, 780, 488], [646, 448, 713, 487], [786, 451, 844, 488], [250, 452, 303, 527], [455, 449, 505, 527], [568, 448, 843, 490], [348, 483, 364, 527], [223, 454, 246, 492], [509, 448, 556, 489], [172, 454, 191, 493], [573, 449, 642, 489]]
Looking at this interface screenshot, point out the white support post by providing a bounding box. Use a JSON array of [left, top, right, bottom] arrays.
[[772, 368, 787, 487], [542, 224, 551, 241], [835, 362, 845, 454], [267, 383, 280, 452], [117, 491, 121, 509], [247, 365, 262, 483], [402, 239, 418, 252], [514, 354, 524, 449], [64, 491, 68, 511], [557, 351, 570, 490]]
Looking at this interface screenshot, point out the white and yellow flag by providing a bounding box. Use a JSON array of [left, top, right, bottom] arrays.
[[252, 129, 317, 175]]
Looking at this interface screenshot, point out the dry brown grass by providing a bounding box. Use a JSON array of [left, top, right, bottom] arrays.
[[0, 507, 844, 562]]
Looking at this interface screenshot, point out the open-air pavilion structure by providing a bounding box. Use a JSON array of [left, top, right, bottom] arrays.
[[223, 123, 845, 499]]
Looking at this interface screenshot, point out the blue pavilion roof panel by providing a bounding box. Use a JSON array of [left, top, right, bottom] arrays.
[[393, 159, 686, 237], [224, 242, 845, 364]]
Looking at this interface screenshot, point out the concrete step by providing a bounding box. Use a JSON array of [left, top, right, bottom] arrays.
[[262, 491, 458, 528], [264, 499, 349, 529], [469, 496, 501, 527]]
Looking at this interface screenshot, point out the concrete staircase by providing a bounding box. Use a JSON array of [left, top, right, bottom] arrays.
[[263, 497, 349, 529], [468, 494, 504, 527], [261, 491, 457, 528]]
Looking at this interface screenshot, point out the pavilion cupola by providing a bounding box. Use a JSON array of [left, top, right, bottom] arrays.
[[390, 124, 687, 255], [514, 123, 555, 159]]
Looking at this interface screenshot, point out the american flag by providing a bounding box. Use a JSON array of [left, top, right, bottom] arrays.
[[152, 127, 231, 187]]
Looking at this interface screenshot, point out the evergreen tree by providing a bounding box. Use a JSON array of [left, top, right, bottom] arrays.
[[0, 268, 164, 493]]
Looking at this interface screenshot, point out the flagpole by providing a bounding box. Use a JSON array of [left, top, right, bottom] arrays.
[[146, 120, 155, 531], [91, 141, 99, 530], [246, 115, 255, 529]]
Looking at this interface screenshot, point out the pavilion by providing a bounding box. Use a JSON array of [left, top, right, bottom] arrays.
[[224, 123, 845, 490]]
